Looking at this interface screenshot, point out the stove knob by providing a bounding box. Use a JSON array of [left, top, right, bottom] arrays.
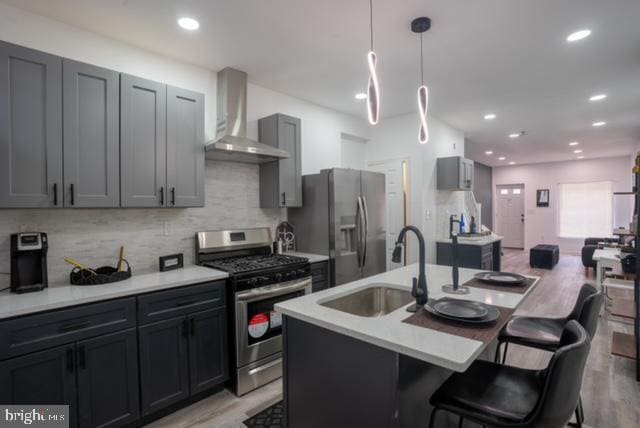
[[247, 278, 258, 287], [258, 276, 270, 285], [274, 273, 283, 282], [297, 269, 307, 277]]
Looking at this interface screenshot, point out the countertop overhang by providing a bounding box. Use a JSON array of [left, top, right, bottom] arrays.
[[276, 263, 538, 372]]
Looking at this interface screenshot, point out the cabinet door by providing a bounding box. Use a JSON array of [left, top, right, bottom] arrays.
[[63, 60, 120, 208], [187, 307, 228, 394], [462, 159, 474, 190], [166, 86, 204, 207], [0, 41, 62, 208], [278, 114, 302, 207], [0, 345, 77, 427], [138, 317, 189, 416], [76, 329, 139, 428], [120, 74, 166, 207]]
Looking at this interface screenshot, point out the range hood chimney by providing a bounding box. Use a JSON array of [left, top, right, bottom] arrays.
[[205, 67, 289, 163]]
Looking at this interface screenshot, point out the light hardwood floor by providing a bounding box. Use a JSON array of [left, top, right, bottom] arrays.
[[147, 250, 640, 428]]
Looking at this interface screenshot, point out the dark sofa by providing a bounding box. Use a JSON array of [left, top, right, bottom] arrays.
[[581, 237, 618, 271]]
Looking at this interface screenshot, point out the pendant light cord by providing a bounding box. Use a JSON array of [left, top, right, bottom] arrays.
[[420, 33, 424, 86], [369, 0, 374, 50]]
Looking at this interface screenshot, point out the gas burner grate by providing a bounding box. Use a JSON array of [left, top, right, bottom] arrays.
[[203, 254, 307, 274]]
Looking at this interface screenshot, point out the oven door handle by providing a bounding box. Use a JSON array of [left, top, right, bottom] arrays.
[[236, 278, 312, 302]]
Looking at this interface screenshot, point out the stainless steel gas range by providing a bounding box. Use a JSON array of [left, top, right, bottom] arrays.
[[196, 228, 310, 396]]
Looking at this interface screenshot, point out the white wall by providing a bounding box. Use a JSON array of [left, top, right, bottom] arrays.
[[366, 112, 466, 263], [0, 2, 370, 175], [493, 156, 633, 254]]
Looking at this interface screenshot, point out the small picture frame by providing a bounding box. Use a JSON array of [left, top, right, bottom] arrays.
[[536, 189, 550, 207]]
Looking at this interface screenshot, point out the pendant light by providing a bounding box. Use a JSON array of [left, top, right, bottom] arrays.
[[412, 17, 431, 144], [366, 0, 380, 125]]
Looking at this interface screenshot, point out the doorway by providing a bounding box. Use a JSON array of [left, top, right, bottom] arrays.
[[495, 184, 525, 249], [367, 158, 409, 270]]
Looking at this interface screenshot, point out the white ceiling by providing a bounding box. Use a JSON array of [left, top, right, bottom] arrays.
[[5, 0, 640, 166]]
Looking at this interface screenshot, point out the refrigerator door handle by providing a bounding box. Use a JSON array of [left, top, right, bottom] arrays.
[[356, 196, 364, 268], [362, 195, 369, 268]]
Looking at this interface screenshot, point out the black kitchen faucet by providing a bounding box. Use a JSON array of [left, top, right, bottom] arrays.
[[392, 225, 428, 312]]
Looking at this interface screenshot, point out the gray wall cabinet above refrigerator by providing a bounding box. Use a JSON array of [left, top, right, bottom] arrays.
[[0, 41, 63, 208], [0, 40, 205, 209], [437, 156, 474, 191], [259, 114, 302, 208]]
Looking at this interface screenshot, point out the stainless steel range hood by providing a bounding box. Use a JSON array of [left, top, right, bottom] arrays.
[[205, 67, 290, 163]]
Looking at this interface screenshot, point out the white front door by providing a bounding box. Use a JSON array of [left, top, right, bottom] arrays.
[[367, 158, 409, 270], [496, 184, 525, 249]]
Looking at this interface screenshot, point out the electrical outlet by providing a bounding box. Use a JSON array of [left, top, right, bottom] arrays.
[[164, 221, 171, 236]]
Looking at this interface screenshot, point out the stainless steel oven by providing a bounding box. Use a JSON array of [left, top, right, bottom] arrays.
[[234, 277, 311, 395]]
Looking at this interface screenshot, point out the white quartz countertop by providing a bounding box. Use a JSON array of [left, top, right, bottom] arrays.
[[0, 266, 229, 320], [284, 251, 329, 264], [436, 234, 503, 246], [276, 263, 538, 372]]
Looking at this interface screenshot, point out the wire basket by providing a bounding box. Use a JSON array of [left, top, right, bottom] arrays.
[[70, 260, 132, 286]]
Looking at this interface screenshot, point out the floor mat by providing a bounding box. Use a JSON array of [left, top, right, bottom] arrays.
[[243, 400, 284, 428]]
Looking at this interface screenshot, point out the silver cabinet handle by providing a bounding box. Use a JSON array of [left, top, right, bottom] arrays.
[[356, 197, 363, 267]]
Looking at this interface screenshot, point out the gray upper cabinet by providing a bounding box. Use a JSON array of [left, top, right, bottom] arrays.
[[120, 74, 167, 207], [166, 86, 205, 207], [259, 114, 302, 208], [0, 41, 63, 208], [63, 60, 120, 207], [437, 156, 474, 191]]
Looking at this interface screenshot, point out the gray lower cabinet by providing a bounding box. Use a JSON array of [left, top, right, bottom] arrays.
[[138, 316, 190, 416], [188, 308, 228, 394], [310, 261, 329, 292], [77, 329, 139, 428], [0, 41, 63, 208], [63, 59, 120, 207], [0, 345, 78, 427], [138, 282, 229, 416], [166, 86, 205, 207], [436, 240, 501, 272], [120, 74, 167, 207], [259, 114, 302, 208]]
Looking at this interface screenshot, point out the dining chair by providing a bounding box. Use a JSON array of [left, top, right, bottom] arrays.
[[428, 320, 590, 428]]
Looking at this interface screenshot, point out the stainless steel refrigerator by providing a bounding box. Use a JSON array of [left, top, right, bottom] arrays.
[[288, 168, 386, 286]]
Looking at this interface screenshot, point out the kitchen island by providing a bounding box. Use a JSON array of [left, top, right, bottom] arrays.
[[275, 263, 538, 428]]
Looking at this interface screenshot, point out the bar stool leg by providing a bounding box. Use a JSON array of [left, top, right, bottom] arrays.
[[501, 342, 509, 364], [428, 408, 439, 428]]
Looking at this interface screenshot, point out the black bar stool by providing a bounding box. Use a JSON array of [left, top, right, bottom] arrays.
[[429, 320, 590, 428], [494, 283, 603, 426]]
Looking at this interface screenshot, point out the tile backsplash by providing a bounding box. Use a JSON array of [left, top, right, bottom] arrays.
[[0, 161, 284, 286]]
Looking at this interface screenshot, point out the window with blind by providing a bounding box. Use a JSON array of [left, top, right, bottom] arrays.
[[558, 181, 613, 238]]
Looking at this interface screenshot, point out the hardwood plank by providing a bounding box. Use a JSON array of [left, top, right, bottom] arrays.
[[612, 332, 637, 360], [609, 299, 636, 319]]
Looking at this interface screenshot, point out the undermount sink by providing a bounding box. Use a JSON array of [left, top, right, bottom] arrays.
[[319, 284, 412, 317]]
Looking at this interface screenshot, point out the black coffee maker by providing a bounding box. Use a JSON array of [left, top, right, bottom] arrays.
[[10, 232, 48, 293]]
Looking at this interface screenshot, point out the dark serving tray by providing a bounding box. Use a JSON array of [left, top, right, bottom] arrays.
[[425, 298, 501, 324], [474, 271, 527, 286]]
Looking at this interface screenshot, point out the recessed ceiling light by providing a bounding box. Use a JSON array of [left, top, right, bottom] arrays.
[[573, 149, 583, 154], [589, 94, 607, 102], [592, 121, 606, 127], [485, 150, 493, 155], [354, 92, 367, 100], [178, 17, 200, 30], [484, 113, 496, 120], [567, 29, 591, 42], [498, 156, 506, 161], [509, 133, 520, 139], [508, 161, 516, 165], [577, 156, 585, 159], [569, 141, 579, 146]]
